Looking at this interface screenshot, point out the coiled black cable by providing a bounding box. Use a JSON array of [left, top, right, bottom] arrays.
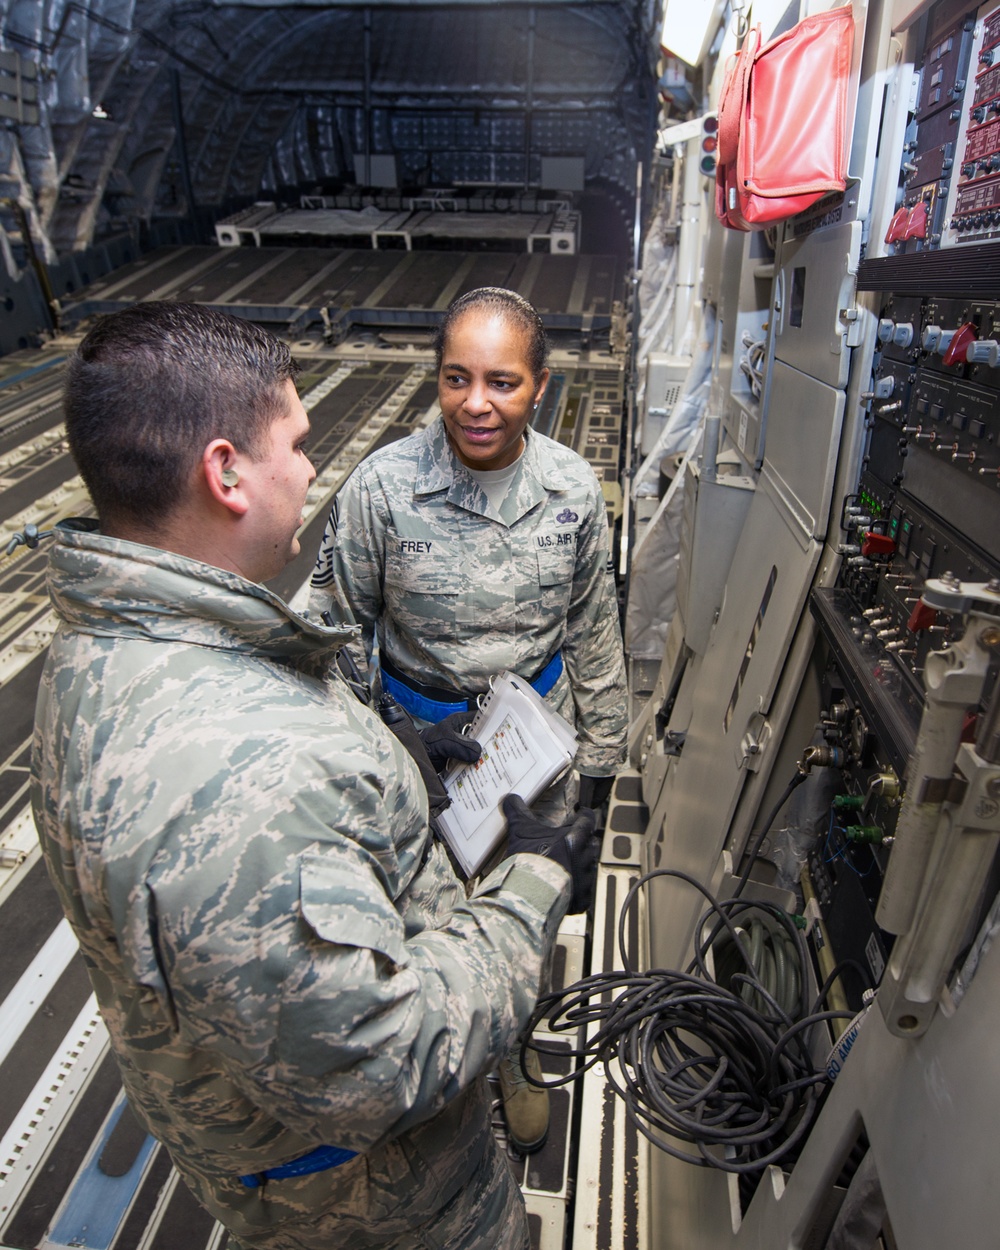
[[524, 867, 864, 1174]]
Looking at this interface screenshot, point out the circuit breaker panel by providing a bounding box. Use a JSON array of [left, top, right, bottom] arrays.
[[809, 296, 1000, 1019], [813, 0, 1000, 1029], [634, 0, 1000, 1246]]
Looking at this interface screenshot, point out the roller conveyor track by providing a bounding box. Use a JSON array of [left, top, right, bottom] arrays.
[[59, 245, 621, 342], [0, 243, 627, 1250]]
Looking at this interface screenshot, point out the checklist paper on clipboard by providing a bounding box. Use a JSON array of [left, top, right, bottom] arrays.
[[434, 671, 578, 878]]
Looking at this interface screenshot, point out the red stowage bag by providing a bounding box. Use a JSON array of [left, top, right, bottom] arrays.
[[715, 5, 855, 232]]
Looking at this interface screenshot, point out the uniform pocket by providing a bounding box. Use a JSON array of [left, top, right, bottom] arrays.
[[299, 852, 408, 968], [384, 536, 460, 596], [535, 545, 575, 617], [536, 545, 575, 587]]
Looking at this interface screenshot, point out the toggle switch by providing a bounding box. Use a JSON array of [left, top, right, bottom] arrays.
[[907, 601, 938, 633], [885, 206, 910, 244], [903, 201, 929, 240], [943, 322, 977, 366], [861, 377, 896, 399], [862, 532, 897, 556]]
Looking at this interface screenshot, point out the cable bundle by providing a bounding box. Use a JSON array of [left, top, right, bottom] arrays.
[[525, 869, 860, 1174], [738, 330, 767, 399]]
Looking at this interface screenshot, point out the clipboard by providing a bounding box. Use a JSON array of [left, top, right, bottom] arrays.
[[434, 671, 577, 878]]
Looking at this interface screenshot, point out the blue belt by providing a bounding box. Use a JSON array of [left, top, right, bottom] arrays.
[[239, 1144, 358, 1188], [379, 651, 563, 725]]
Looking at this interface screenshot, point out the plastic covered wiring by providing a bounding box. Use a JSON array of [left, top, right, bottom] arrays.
[[738, 331, 767, 400], [731, 767, 809, 899], [709, 905, 803, 1018], [522, 868, 861, 1174]]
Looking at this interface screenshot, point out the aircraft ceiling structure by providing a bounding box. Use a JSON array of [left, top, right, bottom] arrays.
[[1, 0, 660, 260]]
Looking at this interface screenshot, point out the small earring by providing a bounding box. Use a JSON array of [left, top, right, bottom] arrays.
[[533, 403, 538, 411], [221, 468, 239, 487]]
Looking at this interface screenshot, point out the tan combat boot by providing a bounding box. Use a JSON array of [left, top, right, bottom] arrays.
[[498, 1042, 549, 1154]]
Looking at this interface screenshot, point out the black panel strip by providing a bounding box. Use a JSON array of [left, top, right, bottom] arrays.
[[146, 1172, 218, 1250], [596, 1084, 617, 1250], [114, 1149, 173, 1249], [0, 955, 94, 1139], [0, 854, 64, 1000], [524, 1088, 570, 1193], [99, 1102, 148, 1176], [627, 874, 639, 973], [857, 244, 1000, 296], [624, 1093, 639, 1250], [601, 874, 617, 1003]]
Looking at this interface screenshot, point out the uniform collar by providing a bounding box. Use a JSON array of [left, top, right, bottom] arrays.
[[47, 518, 357, 671], [415, 417, 574, 523]]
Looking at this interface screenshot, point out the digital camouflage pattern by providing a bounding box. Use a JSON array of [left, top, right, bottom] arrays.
[[31, 518, 570, 1249], [310, 418, 627, 777]]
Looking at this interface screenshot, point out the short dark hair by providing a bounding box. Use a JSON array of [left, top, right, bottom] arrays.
[[64, 301, 300, 528], [434, 287, 548, 385]]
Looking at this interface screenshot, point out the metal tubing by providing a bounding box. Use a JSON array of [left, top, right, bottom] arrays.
[[875, 622, 990, 936], [672, 135, 702, 347], [169, 68, 197, 218], [362, 8, 372, 188], [880, 737, 1000, 1036], [907, 817, 999, 1005], [701, 412, 720, 484], [525, 7, 535, 190]]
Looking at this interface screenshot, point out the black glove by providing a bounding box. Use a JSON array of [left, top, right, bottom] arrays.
[[577, 773, 614, 811], [502, 795, 598, 913], [419, 710, 482, 773]]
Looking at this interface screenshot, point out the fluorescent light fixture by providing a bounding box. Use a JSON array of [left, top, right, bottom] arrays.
[[660, 0, 726, 67]]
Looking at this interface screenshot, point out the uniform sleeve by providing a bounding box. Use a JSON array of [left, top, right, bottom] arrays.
[[562, 478, 628, 775], [309, 467, 387, 679], [154, 763, 571, 1154]]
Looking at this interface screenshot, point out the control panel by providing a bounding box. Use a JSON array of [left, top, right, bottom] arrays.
[[888, 0, 1000, 252], [807, 280, 1000, 1005], [944, 0, 1000, 243]]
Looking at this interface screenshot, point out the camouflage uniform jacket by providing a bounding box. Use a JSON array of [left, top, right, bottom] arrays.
[[31, 519, 571, 1246], [310, 418, 627, 776]]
